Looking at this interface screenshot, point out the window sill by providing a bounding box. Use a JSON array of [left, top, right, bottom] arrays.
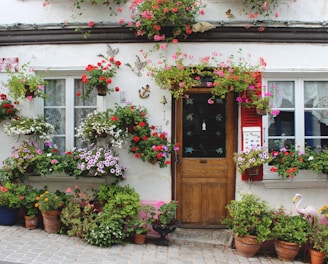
[[263, 170, 328, 189]]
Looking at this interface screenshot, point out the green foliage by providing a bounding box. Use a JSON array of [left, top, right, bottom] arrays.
[[309, 222, 328, 256], [73, 0, 128, 16], [5, 62, 48, 101], [222, 193, 273, 242], [0, 182, 26, 208], [21, 186, 44, 217], [310, 149, 328, 175], [85, 184, 141, 246], [36, 190, 64, 212], [156, 200, 179, 225], [271, 207, 310, 246], [35, 147, 65, 176], [127, 205, 156, 235], [0, 158, 25, 183], [242, 0, 279, 17]]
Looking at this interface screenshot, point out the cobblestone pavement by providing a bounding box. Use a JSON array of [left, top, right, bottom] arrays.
[[0, 226, 307, 264]]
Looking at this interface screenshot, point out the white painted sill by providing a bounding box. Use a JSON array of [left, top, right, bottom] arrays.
[[262, 170, 328, 189]]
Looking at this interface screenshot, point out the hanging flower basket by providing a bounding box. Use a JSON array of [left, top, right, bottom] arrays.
[[96, 85, 108, 96], [245, 166, 261, 177]]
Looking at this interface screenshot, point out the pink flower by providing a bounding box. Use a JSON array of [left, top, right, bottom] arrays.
[[154, 34, 165, 41], [26, 96, 33, 101], [88, 21, 94, 27], [199, 9, 205, 15], [208, 98, 214, 104], [119, 18, 125, 25], [66, 188, 72, 193], [271, 109, 280, 116], [156, 201, 165, 207], [51, 159, 59, 164], [135, 21, 141, 28]]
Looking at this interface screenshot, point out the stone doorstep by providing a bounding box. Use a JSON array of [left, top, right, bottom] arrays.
[[167, 228, 234, 247]]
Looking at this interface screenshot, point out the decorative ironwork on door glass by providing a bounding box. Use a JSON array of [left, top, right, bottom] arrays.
[[182, 93, 226, 158]]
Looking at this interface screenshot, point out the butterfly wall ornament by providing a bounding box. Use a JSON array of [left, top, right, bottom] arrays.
[[125, 55, 147, 77], [97, 44, 119, 60]]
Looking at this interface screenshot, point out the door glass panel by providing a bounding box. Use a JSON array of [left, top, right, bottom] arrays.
[[182, 93, 226, 158]]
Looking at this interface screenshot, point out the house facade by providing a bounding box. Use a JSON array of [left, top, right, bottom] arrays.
[[1, 0, 328, 228]]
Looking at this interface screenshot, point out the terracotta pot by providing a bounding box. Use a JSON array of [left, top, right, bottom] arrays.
[[310, 248, 325, 264], [95, 85, 107, 96], [256, 108, 267, 116], [275, 240, 300, 261], [41, 210, 61, 233], [233, 234, 261, 257], [134, 233, 147, 245], [24, 215, 38, 229], [245, 166, 260, 177]]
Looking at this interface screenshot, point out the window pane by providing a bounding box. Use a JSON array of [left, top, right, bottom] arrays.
[[45, 79, 65, 106], [304, 81, 328, 108], [269, 111, 295, 136], [182, 93, 226, 158], [268, 81, 295, 108], [45, 108, 65, 134], [52, 137, 65, 153], [75, 80, 96, 106]]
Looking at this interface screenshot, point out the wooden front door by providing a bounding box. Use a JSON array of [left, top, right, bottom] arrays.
[[174, 89, 237, 227]]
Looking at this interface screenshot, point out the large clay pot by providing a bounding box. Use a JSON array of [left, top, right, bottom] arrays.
[[24, 215, 38, 229], [233, 234, 261, 257], [0, 207, 19, 226], [275, 240, 300, 261], [310, 248, 325, 264], [41, 210, 61, 233]]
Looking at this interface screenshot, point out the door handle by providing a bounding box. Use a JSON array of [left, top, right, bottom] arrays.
[[176, 154, 181, 163], [200, 160, 207, 164]]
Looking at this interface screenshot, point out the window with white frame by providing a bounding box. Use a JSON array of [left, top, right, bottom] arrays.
[[44, 75, 96, 153], [264, 78, 328, 154]]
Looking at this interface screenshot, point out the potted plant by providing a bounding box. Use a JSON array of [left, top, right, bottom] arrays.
[[21, 185, 43, 229], [34, 145, 65, 176], [271, 207, 310, 262], [0, 93, 19, 122], [3, 116, 54, 142], [0, 181, 26, 226], [152, 200, 179, 246], [35, 190, 65, 233], [270, 146, 315, 179], [76, 109, 125, 146], [5, 62, 47, 100], [76, 144, 127, 180], [129, 0, 205, 42], [308, 222, 328, 264], [233, 145, 273, 176], [81, 57, 121, 100], [129, 130, 180, 168], [222, 193, 273, 257], [127, 204, 156, 244]]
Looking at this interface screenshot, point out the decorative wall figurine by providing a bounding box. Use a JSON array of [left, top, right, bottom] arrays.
[[98, 44, 119, 60], [139, 84, 150, 98], [125, 55, 147, 77]]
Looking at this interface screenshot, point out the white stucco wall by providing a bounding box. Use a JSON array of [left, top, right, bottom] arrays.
[[1, 0, 328, 213]]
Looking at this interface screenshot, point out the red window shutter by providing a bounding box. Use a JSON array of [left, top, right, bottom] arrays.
[[240, 73, 263, 181]]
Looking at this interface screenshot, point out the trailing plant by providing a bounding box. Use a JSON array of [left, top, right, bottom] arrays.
[[233, 145, 273, 174], [81, 58, 121, 101], [5, 62, 48, 101], [3, 116, 54, 142], [222, 192, 274, 243], [242, 0, 279, 18], [129, 0, 206, 42]]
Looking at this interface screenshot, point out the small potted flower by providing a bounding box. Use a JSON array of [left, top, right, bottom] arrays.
[[127, 205, 156, 244], [76, 109, 124, 146], [0, 181, 26, 226], [81, 57, 121, 101], [233, 145, 273, 176], [5, 62, 47, 101], [308, 222, 328, 264], [152, 200, 179, 246], [3, 115, 54, 142], [77, 144, 127, 180], [129, 0, 205, 42], [35, 190, 64, 233], [0, 93, 19, 122], [21, 185, 44, 229]]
